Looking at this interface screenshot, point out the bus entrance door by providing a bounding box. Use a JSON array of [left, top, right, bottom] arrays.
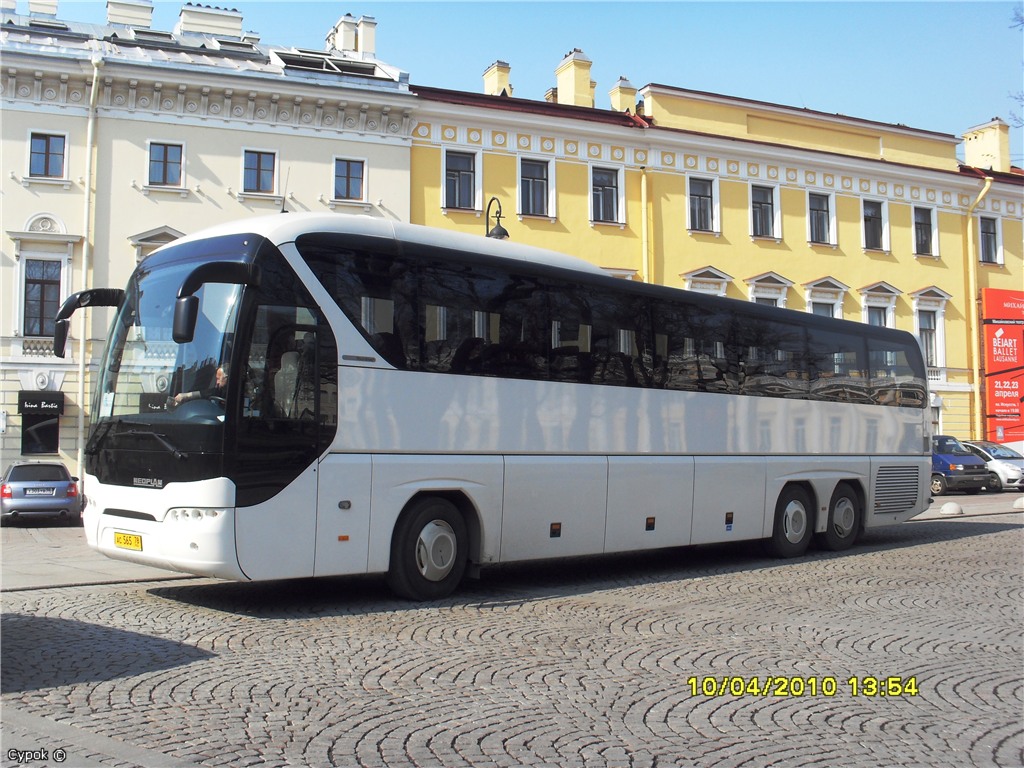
[[314, 454, 372, 577]]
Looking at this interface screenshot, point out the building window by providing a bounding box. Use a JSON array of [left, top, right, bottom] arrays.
[[243, 150, 276, 194], [591, 167, 620, 223], [148, 142, 182, 186], [914, 207, 935, 256], [979, 217, 999, 264], [23, 259, 61, 337], [21, 414, 60, 455], [445, 151, 476, 210], [867, 306, 888, 328], [30, 133, 66, 178], [918, 309, 937, 367], [809, 193, 832, 245], [863, 199, 887, 251], [520, 159, 549, 217], [688, 177, 715, 232], [750, 185, 777, 238], [811, 302, 835, 318], [334, 158, 365, 201]]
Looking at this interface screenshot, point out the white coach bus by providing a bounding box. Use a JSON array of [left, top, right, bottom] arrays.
[[55, 213, 931, 599]]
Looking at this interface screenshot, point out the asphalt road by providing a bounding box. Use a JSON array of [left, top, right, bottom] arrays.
[[1, 492, 1022, 767]]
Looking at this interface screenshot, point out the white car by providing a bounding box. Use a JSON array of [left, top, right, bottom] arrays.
[[963, 441, 1024, 492]]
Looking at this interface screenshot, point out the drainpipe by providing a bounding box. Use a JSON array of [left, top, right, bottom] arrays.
[[76, 51, 103, 478], [640, 166, 650, 283], [964, 173, 993, 441]]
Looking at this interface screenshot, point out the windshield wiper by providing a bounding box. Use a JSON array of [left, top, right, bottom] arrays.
[[85, 419, 118, 456], [125, 429, 187, 461]]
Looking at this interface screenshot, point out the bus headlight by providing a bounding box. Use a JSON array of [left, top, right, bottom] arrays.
[[166, 507, 230, 522]]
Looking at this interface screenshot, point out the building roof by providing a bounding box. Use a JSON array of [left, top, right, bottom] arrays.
[[411, 85, 651, 129]]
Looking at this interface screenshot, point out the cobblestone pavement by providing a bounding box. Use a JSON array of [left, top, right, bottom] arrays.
[[2, 503, 1022, 767]]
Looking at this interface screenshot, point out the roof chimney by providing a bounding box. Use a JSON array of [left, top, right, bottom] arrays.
[[555, 48, 594, 108], [962, 118, 1011, 173], [174, 3, 244, 38], [326, 13, 357, 53], [28, 0, 58, 16], [356, 15, 376, 58], [483, 60, 512, 97], [106, 0, 154, 28], [609, 76, 636, 113]]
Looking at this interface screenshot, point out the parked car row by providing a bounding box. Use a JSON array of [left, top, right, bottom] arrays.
[[931, 435, 1024, 496], [0, 461, 83, 526]]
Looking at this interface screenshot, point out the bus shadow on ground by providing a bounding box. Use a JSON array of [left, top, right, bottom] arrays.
[[0, 613, 214, 693], [147, 515, 1021, 620]]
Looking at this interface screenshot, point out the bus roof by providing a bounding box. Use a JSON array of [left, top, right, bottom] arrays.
[[160, 212, 609, 277]]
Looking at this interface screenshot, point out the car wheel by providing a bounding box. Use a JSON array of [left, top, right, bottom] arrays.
[[930, 474, 947, 496], [986, 473, 1002, 492]]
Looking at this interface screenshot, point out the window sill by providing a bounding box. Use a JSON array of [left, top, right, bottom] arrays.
[[863, 247, 891, 256], [441, 207, 482, 217], [234, 191, 284, 206], [135, 183, 190, 198], [689, 228, 721, 238], [809, 240, 837, 250], [978, 259, 1005, 267], [914, 252, 940, 260], [20, 176, 73, 190], [322, 196, 373, 213], [518, 213, 557, 224], [750, 235, 781, 244], [591, 219, 626, 230]]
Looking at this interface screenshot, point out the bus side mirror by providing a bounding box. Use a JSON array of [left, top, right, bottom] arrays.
[[173, 296, 199, 344], [53, 318, 70, 358]]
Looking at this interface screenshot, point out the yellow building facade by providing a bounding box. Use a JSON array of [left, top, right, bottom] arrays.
[[409, 55, 1023, 442]]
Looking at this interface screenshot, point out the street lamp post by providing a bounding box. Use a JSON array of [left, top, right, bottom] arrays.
[[485, 196, 509, 240]]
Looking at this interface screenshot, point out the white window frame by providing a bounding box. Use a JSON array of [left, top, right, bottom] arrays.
[[142, 139, 188, 197], [744, 271, 793, 308], [913, 205, 939, 258], [807, 190, 837, 247], [804, 278, 849, 320], [977, 215, 1003, 265], [17, 252, 70, 338], [331, 155, 368, 205], [238, 147, 281, 203], [686, 175, 720, 235], [589, 164, 625, 226], [859, 282, 900, 328], [24, 129, 71, 189], [517, 155, 557, 220], [861, 197, 890, 252], [442, 148, 482, 213], [911, 288, 951, 373], [749, 183, 781, 240]]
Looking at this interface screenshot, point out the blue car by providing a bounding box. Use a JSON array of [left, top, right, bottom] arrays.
[[0, 461, 83, 526], [931, 435, 988, 496]]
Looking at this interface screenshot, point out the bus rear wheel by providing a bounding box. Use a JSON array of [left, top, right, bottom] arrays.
[[387, 497, 467, 601], [817, 482, 861, 551], [765, 485, 813, 558]]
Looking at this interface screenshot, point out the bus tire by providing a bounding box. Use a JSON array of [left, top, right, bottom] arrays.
[[765, 485, 813, 558], [387, 497, 467, 601], [817, 482, 861, 551]]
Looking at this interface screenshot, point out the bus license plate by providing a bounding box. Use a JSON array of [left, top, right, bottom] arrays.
[[114, 532, 143, 551]]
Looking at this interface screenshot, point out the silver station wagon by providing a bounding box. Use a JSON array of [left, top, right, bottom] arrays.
[[0, 461, 83, 526]]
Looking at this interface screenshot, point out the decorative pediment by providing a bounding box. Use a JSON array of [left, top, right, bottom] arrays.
[[859, 281, 902, 297], [682, 265, 732, 296]]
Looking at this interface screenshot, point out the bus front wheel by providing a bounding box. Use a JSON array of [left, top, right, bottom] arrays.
[[765, 486, 813, 558], [817, 482, 861, 551], [387, 497, 468, 601]]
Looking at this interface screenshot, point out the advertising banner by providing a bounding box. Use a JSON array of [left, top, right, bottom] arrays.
[[981, 288, 1024, 444]]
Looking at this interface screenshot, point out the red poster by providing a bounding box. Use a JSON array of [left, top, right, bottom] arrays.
[[981, 289, 1024, 444]]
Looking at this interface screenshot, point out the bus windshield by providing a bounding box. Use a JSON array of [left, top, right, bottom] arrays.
[[94, 260, 241, 428]]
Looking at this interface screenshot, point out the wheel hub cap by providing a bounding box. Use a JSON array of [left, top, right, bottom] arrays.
[[415, 520, 457, 582]]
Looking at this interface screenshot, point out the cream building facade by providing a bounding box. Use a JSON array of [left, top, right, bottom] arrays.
[[2, 2, 1021, 472], [1, 1, 415, 469]]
